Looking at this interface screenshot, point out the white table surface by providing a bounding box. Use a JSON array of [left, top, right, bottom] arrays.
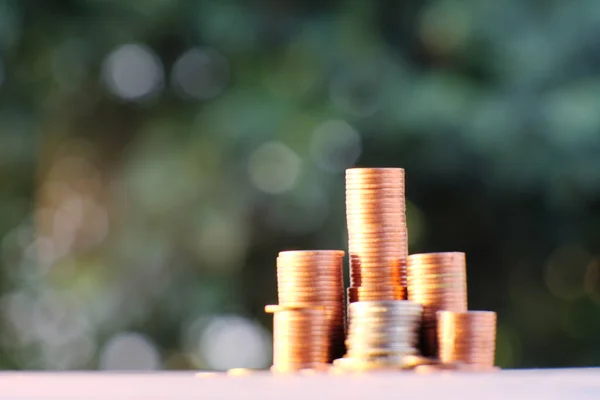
[[1, 368, 599, 400]]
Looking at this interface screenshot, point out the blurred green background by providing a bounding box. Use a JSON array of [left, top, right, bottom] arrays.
[[1, 0, 600, 370]]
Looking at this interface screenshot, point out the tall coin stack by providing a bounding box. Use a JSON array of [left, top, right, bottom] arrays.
[[437, 311, 497, 370], [265, 305, 329, 372], [276, 250, 346, 361], [336, 300, 422, 369], [345, 168, 408, 303], [407, 252, 468, 357]]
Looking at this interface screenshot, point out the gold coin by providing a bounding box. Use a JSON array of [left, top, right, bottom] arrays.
[[278, 250, 345, 258], [345, 186, 405, 192], [348, 250, 407, 257], [345, 170, 405, 178], [276, 260, 344, 266], [408, 252, 465, 263], [345, 188, 404, 194], [276, 276, 342, 282], [345, 196, 405, 203], [345, 188, 405, 194], [352, 237, 409, 243], [276, 264, 343, 270], [345, 183, 404, 189], [277, 287, 344, 294], [346, 213, 407, 220], [345, 198, 405, 204], [408, 276, 465, 284], [345, 167, 405, 173], [277, 266, 342, 272], [346, 222, 407, 229], [276, 270, 343, 276], [437, 311, 497, 367], [264, 304, 326, 313], [407, 265, 466, 273], [345, 177, 404, 184], [345, 170, 404, 182], [349, 239, 408, 245], [277, 256, 344, 262], [348, 249, 407, 255], [348, 234, 407, 241], [276, 280, 343, 287]]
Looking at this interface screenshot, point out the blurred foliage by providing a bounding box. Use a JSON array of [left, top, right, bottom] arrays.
[[2, 0, 600, 370]]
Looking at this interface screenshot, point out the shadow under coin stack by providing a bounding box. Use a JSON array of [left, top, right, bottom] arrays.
[[346, 168, 408, 304], [437, 311, 497, 371], [334, 300, 422, 370], [265, 305, 329, 373], [407, 252, 468, 357], [275, 251, 346, 362]]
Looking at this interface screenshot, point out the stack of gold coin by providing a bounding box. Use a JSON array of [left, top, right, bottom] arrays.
[[437, 311, 497, 369], [407, 252, 468, 357], [345, 168, 408, 302], [276, 250, 345, 361], [265, 305, 329, 372], [342, 300, 422, 366]]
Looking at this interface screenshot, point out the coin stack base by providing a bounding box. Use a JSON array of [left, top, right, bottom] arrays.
[[333, 353, 439, 372], [339, 300, 423, 372]]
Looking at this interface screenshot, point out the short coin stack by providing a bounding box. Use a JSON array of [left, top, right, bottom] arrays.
[[437, 311, 497, 370], [346, 168, 408, 303], [276, 250, 346, 361], [335, 300, 422, 369], [265, 305, 329, 372], [407, 252, 468, 357]]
